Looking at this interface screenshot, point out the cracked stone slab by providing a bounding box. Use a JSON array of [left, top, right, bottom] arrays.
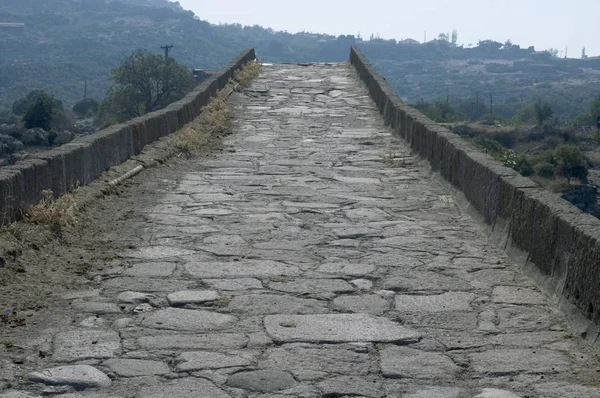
[[394, 292, 476, 313], [226, 369, 297, 392], [380, 346, 460, 380], [137, 377, 230, 398], [52, 330, 121, 362], [27, 365, 111, 389], [102, 359, 170, 377], [264, 314, 421, 343], [124, 262, 177, 277], [318, 376, 384, 398], [316, 262, 377, 276], [382, 272, 471, 293], [203, 278, 264, 290], [333, 294, 390, 315], [175, 351, 254, 371], [185, 260, 301, 278], [228, 294, 328, 315], [167, 290, 219, 306], [137, 333, 248, 350], [269, 278, 354, 295], [492, 286, 546, 305], [125, 246, 196, 259], [469, 349, 571, 375], [141, 308, 237, 331], [263, 345, 371, 378]]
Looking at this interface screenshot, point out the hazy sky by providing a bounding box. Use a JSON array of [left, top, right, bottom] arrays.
[[177, 0, 599, 57]]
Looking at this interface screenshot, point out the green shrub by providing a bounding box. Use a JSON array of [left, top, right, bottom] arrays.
[[72, 98, 99, 117], [514, 155, 534, 176], [473, 135, 506, 157], [23, 94, 56, 130], [553, 144, 588, 183], [534, 162, 555, 178]]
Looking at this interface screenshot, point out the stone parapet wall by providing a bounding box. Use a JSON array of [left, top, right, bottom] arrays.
[[0, 48, 256, 223], [350, 45, 600, 325]]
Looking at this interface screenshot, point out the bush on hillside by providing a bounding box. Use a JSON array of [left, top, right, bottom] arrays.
[[22, 94, 56, 130], [553, 144, 588, 183], [73, 98, 99, 117]]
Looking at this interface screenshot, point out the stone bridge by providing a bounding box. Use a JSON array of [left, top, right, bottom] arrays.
[[1, 49, 600, 397]]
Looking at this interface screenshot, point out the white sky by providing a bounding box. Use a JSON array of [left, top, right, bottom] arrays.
[[176, 0, 600, 57]]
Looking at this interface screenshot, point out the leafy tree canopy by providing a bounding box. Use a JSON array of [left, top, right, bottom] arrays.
[[73, 98, 99, 117], [22, 93, 57, 130], [553, 144, 588, 183], [96, 50, 195, 125]]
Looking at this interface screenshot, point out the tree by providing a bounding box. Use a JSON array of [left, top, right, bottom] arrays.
[[13, 90, 63, 116], [553, 144, 588, 183], [546, 48, 559, 58], [97, 50, 196, 124], [534, 101, 553, 126], [451, 29, 458, 45], [73, 98, 99, 117], [22, 93, 57, 130], [437, 33, 449, 42]]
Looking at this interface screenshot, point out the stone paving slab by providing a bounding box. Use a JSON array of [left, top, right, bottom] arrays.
[[4, 63, 600, 397], [264, 314, 422, 343]]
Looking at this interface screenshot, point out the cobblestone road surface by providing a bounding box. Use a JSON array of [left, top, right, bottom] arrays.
[[4, 63, 600, 397]]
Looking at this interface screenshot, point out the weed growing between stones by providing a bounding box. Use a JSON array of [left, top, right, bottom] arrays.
[[382, 149, 410, 168]]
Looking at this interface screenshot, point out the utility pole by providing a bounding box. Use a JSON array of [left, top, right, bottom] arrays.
[[160, 44, 174, 60], [565, 46, 568, 58]]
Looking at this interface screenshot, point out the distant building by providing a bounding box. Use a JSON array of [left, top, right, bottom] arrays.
[[399, 38, 420, 45]]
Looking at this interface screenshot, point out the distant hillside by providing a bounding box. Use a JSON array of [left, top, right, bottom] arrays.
[[0, 0, 346, 110], [1, 0, 599, 120], [362, 40, 600, 120]]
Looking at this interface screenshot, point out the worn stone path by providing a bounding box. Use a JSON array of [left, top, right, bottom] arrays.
[[4, 63, 600, 397]]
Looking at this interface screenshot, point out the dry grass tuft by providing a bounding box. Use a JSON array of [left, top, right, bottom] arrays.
[[23, 190, 78, 230], [234, 61, 262, 87], [172, 61, 261, 156], [172, 93, 231, 156]]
